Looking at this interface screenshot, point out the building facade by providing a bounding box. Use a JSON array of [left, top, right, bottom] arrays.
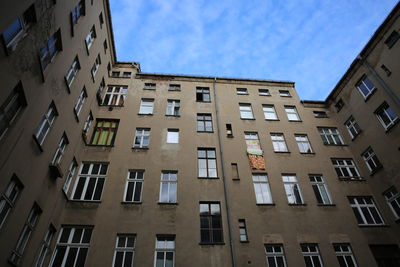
[[0, 0, 399, 266]]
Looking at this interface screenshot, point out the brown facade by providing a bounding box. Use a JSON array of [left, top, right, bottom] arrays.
[[0, 1, 399, 267]]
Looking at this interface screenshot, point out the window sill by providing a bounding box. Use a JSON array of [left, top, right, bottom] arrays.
[[137, 113, 153, 116], [68, 200, 101, 203], [384, 119, 399, 133], [363, 88, 377, 102], [227, 134, 234, 138], [168, 90, 181, 92], [240, 240, 250, 243], [288, 203, 307, 206], [158, 202, 178, 205], [323, 144, 348, 146], [350, 133, 361, 141], [143, 88, 156, 90], [338, 178, 365, 181], [121, 201, 142, 205], [256, 203, 275, 206], [317, 203, 336, 206], [288, 120, 302, 122], [274, 151, 290, 154], [265, 119, 280, 121], [300, 152, 315, 155], [196, 101, 211, 103], [199, 242, 225, 246], [197, 131, 214, 133], [32, 135, 44, 152], [165, 115, 181, 117], [358, 224, 388, 228], [369, 166, 383, 176], [86, 144, 114, 148], [132, 147, 149, 150], [240, 118, 255, 120], [198, 177, 219, 179]]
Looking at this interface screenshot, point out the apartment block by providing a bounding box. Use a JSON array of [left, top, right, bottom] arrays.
[[0, 0, 399, 266]]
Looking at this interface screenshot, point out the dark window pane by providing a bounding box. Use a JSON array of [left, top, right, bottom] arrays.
[[73, 177, 85, 199], [124, 252, 133, 267], [93, 178, 104, 200], [133, 182, 142, 201], [213, 229, 223, 242], [114, 251, 123, 267], [201, 229, 210, 243], [126, 182, 134, 201], [82, 228, 92, 243], [64, 247, 78, 267], [75, 248, 88, 267], [50, 246, 66, 267], [72, 228, 83, 243]]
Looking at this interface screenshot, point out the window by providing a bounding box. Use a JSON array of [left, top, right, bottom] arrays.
[[239, 103, 254, 119], [154, 236, 175, 267], [166, 100, 180, 116], [245, 132, 262, 154], [383, 187, 400, 220], [102, 86, 128, 106], [282, 174, 303, 204], [159, 171, 177, 203], [196, 87, 210, 102], [348, 196, 384, 225], [335, 99, 344, 112], [167, 129, 179, 144], [332, 159, 361, 180], [231, 163, 239, 180], [139, 99, 154, 114], [356, 76, 376, 99], [103, 39, 108, 53], [301, 243, 324, 267], [237, 88, 248, 95], [91, 54, 101, 78], [0, 82, 27, 139], [124, 170, 144, 203], [309, 175, 332, 205], [381, 64, 392, 76], [74, 88, 87, 117], [279, 90, 291, 97], [99, 12, 104, 27], [71, 0, 85, 25], [333, 243, 358, 267], [51, 134, 68, 165], [295, 134, 313, 153], [344, 117, 361, 139], [113, 235, 135, 267], [259, 89, 271, 96], [2, 4, 36, 51], [252, 174, 273, 204], [40, 30, 62, 70], [318, 127, 344, 145], [226, 124, 233, 137], [169, 84, 181, 91], [34, 103, 58, 146], [85, 25, 96, 50], [111, 71, 120, 77], [313, 111, 327, 118], [34, 225, 56, 267], [200, 202, 223, 243], [284, 106, 300, 121], [82, 111, 93, 139], [197, 114, 212, 132], [63, 159, 77, 194], [263, 104, 278, 120], [49, 226, 93, 267], [72, 162, 108, 201], [96, 78, 106, 103], [122, 72, 131, 78], [9, 203, 41, 266], [144, 83, 156, 90], [375, 102, 399, 130], [265, 244, 287, 267], [362, 147, 382, 173], [385, 30, 400, 48], [133, 128, 150, 148], [271, 133, 288, 152], [369, 245, 400, 267], [238, 219, 248, 242], [90, 119, 119, 146], [65, 56, 80, 87], [0, 175, 23, 228], [198, 148, 217, 178]]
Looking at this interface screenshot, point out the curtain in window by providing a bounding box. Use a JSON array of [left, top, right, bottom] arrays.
[[248, 154, 266, 170]]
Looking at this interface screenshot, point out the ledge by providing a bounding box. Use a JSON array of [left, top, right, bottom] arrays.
[[198, 177, 219, 179], [274, 151, 291, 154], [369, 166, 383, 176], [317, 203, 336, 206], [265, 119, 280, 121], [158, 202, 178, 205], [121, 201, 142, 205], [288, 120, 303, 122], [256, 203, 275, 206], [288, 203, 307, 206], [240, 118, 256, 120], [358, 224, 389, 228], [137, 113, 153, 116], [338, 178, 366, 182], [132, 147, 149, 150], [197, 131, 214, 133], [199, 242, 225, 246], [300, 152, 315, 155], [165, 115, 181, 117]]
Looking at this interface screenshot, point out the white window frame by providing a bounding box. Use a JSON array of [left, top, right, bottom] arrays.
[[74, 88, 87, 116], [265, 244, 287, 267], [333, 243, 358, 267], [198, 148, 217, 178], [349, 196, 384, 225], [238, 219, 248, 242], [313, 111, 327, 118], [239, 103, 254, 119], [318, 127, 344, 145], [102, 86, 128, 106], [166, 100, 180, 116], [258, 89, 271, 96], [51, 134, 68, 165], [301, 243, 324, 267], [167, 129, 179, 144], [0, 176, 23, 228], [154, 236, 175, 267], [236, 88, 248, 95], [159, 171, 177, 203], [263, 104, 278, 120], [82, 112, 93, 139], [279, 90, 291, 97], [139, 99, 154, 114], [295, 134, 313, 153], [282, 174, 303, 204], [284, 106, 300, 121], [91, 54, 101, 78], [71, 162, 108, 201], [124, 170, 144, 203], [35, 104, 57, 146], [344, 116, 361, 139], [271, 133, 288, 152], [133, 128, 150, 148], [144, 83, 156, 90], [197, 114, 213, 132], [34, 224, 56, 267], [112, 235, 135, 267], [309, 174, 332, 205], [85, 25, 96, 50], [252, 174, 273, 204], [169, 84, 181, 91], [332, 158, 361, 180], [362, 147, 382, 173], [65, 57, 80, 87], [356, 76, 376, 99], [49, 226, 92, 267], [63, 159, 77, 195], [375, 103, 399, 130], [383, 187, 400, 220]]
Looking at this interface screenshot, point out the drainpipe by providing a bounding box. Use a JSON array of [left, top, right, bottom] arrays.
[[212, 77, 237, 267], [357, 55, 400, 108]]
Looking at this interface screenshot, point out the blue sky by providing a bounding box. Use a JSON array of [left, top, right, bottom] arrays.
[[109, 0, 398, 100]]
